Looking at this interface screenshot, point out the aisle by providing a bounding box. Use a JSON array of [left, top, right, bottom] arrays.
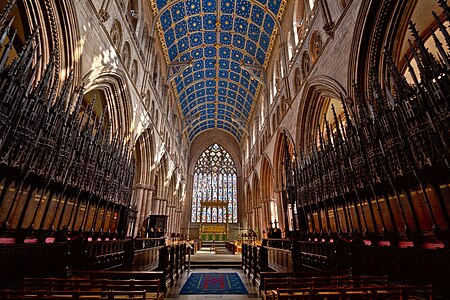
[[165, 245, 259, 299], [164, 268, 260, 299]]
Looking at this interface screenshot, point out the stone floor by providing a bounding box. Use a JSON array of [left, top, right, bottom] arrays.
[[165, 247, 260, 299]]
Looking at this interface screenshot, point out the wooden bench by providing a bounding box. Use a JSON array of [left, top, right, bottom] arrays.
[[0, 289, 147, 299], [72, 270, 166, 293], [276, 285, 433, 300], [261, 278, 291, 300], [290, 275, 389, 289], [23, 277, 163, 300], [259, 271, 340, 290], [262, 275, 390, 299]]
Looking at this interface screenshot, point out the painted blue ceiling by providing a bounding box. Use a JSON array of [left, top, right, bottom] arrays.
[[152, 0, 286, 142]]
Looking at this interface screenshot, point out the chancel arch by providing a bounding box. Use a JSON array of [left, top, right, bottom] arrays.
[[186, 131, 242, 241]]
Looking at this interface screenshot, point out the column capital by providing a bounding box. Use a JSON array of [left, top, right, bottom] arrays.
[[261, 197, 276, 203], [133, 183, 155, 190], [153, 196, 168, 201]]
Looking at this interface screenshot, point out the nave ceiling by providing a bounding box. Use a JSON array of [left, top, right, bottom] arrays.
[[151, 0, 287, 142]]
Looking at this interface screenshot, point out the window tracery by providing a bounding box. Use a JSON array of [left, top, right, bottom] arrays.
[[191, 143, 238, 224]]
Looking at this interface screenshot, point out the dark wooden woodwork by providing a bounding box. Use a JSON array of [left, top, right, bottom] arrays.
[[0, 242, 69, 289], [72, 270, 166, 293], [0, 290, 147, 299], [23, 277, 164, 300]]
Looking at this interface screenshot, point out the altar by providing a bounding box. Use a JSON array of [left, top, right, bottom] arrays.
[[200, 224, 227, 241]]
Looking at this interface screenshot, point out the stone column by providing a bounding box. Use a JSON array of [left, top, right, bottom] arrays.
[[132, 184, 156, 236], [132, 184, 145, 235], [166, 204, 175, 234], [144, 185, 155, 216], [261, 197, 273, 232]]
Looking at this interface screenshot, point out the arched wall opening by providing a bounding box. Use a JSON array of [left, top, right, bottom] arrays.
[[183, 130, 243, 241]]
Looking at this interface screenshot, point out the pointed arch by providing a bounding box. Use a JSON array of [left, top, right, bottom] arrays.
[[273, 129, 296, 231], [190, 143, 238, 224], [295, 75, 347, 149], [82, 67, 133, 137], [261, 154, 274, 202]]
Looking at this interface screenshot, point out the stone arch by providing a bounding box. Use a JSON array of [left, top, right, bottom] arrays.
[[82, 68, 133, 136], [185, 131, 243, 234], [122, 41, 131, 69], [110, 19, 123, 50], [295, 75, 347, 150], [3, 0, 81, 86], [273, 129, 296, 232], [50, 0, 81, 83]]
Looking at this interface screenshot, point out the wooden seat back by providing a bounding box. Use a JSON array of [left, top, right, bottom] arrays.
[[72, 270, 166, 292], [0, 289, 147, 299], [24, 277, 163, 300], [261, 277, 291, 300], [276, 284, 433, 300]]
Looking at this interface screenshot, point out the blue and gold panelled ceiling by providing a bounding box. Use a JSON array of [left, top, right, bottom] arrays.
[[151, 0, 287, 142]]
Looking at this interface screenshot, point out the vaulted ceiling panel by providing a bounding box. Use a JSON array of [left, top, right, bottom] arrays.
[[151, 0, 287, 142]]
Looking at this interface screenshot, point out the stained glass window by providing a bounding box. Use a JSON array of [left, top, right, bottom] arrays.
[[191, 143, 238, 223]]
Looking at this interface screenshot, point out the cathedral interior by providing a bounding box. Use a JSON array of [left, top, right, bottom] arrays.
[[0, 0, 449, 298]]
